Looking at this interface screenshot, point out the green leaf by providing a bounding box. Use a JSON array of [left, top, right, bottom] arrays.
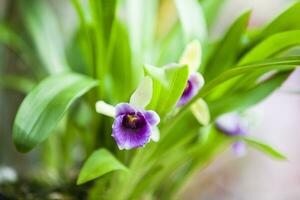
[[201, 0, 226, 30], [174, 0, 207, 42], [0, 75, 35, 93], [0, 24, 29, 55], [239, 30, 300, 65], [261, 1, 300, 39], [237, 137, 287, 160], [20, 0, 69, 74], [209, 71, 291, 117], [156, 24, 185, 65], [88, 0, 119, 81], [13, 73, 98, 152], [77, 148, 127, 185], [243, 1, 300, 51], [107, 20, 139, 102], [124, 0, 158, 62], [198, 56, 300, 100], [215, 30, 300, 99], [173, 56, 300, 122], [144, 64, 189, 117], [205, 11, 251, 81]]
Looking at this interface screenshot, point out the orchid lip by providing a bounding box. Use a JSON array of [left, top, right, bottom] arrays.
[[112, 103, 160, 150]]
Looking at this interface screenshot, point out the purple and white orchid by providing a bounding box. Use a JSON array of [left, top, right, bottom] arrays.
[[96, 77, 160, 150], [215, 112, 249, 157], [177, 40, 205, 106]]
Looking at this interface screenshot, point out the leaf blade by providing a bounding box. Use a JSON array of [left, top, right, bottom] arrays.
[[13, 73, 98, 152], [237, 137, 287, 160], [77, 148, 127, 185]]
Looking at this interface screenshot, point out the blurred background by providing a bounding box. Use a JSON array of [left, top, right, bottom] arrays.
[[1, 0, 299, 199], [182, 0, 300, 199]]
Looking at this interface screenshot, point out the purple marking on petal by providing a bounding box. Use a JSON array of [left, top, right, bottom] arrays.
[[115, 103, 136, 117], [112, 103, 160, 150], [112, 114, 151, 150], [142, 110, 160, 126], [177, 73, 203, 106], [232, 141, 247, 157], [215, 113, 248, 136]]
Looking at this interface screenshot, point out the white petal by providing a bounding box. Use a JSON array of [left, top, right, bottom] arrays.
[[150, 126, 160, 142], [179, 40, 202, 72], [129, 76, 153, 109], [191, 98, 210, 125], [95, 101, 116, 118]]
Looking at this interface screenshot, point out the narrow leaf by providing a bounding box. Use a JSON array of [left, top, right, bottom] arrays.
[[205, 11, 251, 81], [13, 73, 98, 152], [174, 56, 300, 121], [237, 137, 287, 160], [0, 75, 35, 93], [20, 0, 69, 74], [209, 71, 291, 117], [174, 0, 207, 42], [145, 64, 189, 116], [239, 30, 300, 65]]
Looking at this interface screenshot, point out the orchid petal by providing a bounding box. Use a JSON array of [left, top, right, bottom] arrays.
[[142, 110, 160, 126], [95, 101, 116, 118], [232, 141, 247, 157], [150, 126, 160, 142], [115, 103, 136, 116], [130, 76, 153, 109], [177, 72, 204, 106], [191, 98, 210, 125], [179, 40, 202, 72]]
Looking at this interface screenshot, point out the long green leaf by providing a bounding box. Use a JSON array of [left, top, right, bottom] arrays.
[[262, 1, 300, 38], [172, 56, 300, 124], [174, 0, 207, 42], [20, 0, 69, 74], [77, 148, 127, 185], [13, 73, 98, 152], [209, 71, 291, 117], [145, 64, 189, 117], [205, 11, 251, 80], [124, 0, 158, 63], [237, 137, 286, 160], [0, 24, 29, 55], [201, 0, 226, 30], [239, 30, 300, 65], [209, 30, 300, 101], [107, 20, 139, 102], [0, 75, 35, 93], [242, 1, 300, 51]]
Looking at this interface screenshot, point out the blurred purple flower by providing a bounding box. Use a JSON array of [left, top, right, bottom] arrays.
[[177, 72, 204, 106], [232, 141, 247, 157], [112, 103, 160, 150], [215, 112, 248, 136], [215, 112, 249, 157]]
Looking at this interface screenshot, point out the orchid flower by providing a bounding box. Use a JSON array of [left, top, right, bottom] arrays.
[[176, 40, 210, 125], [177, 40, 205, 106], [215, 112, 249, 157], [95, 77, 160, 150]]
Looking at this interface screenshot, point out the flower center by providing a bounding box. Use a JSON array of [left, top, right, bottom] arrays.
[[122, 113, 146, 129], [183, 80, 192, 96]]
